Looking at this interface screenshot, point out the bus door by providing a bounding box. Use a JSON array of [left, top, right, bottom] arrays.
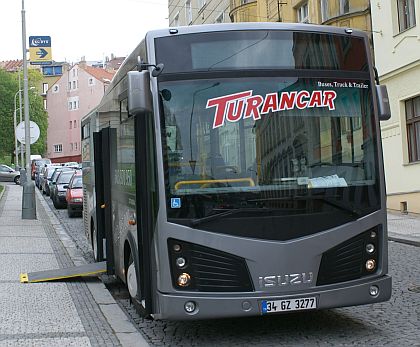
[[93, 127, 116, 275], [134, 112, 157, 316]]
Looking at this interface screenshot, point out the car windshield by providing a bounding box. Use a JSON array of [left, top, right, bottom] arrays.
[[159, 76, 381, 240], [71, 176, 83, 189], [57, 172, 74, 184]]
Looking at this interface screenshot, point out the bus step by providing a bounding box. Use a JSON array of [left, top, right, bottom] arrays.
[[20, 261, 107, 283]]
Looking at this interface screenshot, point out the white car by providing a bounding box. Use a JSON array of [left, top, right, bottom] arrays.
[[0, 164, 20, 185]]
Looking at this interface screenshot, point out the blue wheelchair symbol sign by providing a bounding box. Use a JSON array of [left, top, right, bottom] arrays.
[[171, 198, 181, 208]]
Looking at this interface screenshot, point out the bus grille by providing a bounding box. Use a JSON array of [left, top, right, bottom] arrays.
[[168, 239, 254, 292], [317, 227, 380, 286]]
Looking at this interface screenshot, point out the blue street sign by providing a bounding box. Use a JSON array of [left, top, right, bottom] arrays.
[[29, 36, 51, 47]]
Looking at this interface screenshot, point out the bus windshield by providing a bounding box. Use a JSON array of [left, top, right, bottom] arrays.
[[159, 76, 380, 240]]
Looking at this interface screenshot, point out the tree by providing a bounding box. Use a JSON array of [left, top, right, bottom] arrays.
[[0, 68, 48, 162]]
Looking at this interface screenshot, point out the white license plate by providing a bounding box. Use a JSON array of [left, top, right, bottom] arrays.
[[261, 296, 317, 314]]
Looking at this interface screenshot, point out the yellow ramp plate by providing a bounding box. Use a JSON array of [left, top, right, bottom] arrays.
[[20, 262, 107, 283]]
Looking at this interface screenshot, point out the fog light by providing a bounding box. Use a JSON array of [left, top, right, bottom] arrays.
[[173, 244, 182, 252], [369, 285, 379, 297], [177, 273, 191, 287], [366, 243, 375, 254], [365, 259, 376, 271], [184, 301, 196, 313], [370, 231, 377, 238], [176, 257, 186, 268]]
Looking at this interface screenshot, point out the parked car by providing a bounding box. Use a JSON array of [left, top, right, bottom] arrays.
[[52, 170, 76, 209], [31, 158, 51, 180], [65, 171, 83, 217], [49, 167, 76, 201], [42, 165, 61, 196], [0, 164, 20, 184]]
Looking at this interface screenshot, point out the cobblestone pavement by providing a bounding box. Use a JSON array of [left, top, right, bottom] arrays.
[[42, 192, 420, 347]]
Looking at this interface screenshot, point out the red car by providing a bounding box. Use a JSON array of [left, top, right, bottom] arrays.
[[65, 171, 83, 217]]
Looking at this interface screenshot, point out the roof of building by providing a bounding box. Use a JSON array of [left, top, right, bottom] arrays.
[[0, 59, 23, 72], [83, 65, 115, 83], [106, 57, 125, 71]]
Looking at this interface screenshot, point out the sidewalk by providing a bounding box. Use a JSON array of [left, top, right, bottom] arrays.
[[0, 184, 148, 347], [387, 211, 420, 247]]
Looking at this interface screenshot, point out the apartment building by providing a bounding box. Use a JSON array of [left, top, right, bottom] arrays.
[[168, 0, 230, 26], [46, 63, 114, 163], [372, 0, 420, 213]]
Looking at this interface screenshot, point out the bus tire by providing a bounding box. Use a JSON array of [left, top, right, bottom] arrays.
[[92, 223, 99, 261], [126, 254, 139, 302]]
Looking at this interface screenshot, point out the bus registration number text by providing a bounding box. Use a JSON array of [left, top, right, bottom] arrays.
[[261, 297, 317, 314]]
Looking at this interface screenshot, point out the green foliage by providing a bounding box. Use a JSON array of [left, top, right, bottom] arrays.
[[0, 68, 48, 161]]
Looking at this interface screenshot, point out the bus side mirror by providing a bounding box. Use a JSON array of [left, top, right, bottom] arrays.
[[376, 85, 391, 121], [127, 71, 153, 115]]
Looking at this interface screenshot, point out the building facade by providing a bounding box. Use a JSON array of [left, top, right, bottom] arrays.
[[46, 63, 114, 163], [168, 0, 231, 26], [371, 0, 420, 213]]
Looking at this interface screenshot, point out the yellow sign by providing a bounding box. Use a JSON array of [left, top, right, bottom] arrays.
[[29, 36, 52, 65]]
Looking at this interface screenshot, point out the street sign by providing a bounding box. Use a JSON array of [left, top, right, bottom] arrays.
[[15, 121, 40, 145], [29, 36, 52, 65]]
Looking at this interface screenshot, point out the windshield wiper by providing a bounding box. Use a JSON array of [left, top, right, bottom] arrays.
[[191, 208, 273, 228]]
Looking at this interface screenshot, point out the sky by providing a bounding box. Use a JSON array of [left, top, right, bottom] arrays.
[[0, 0, 169, 63]]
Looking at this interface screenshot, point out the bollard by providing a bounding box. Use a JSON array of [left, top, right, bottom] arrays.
[[22, 181, 36, 219], [20, 169, 27, 186]]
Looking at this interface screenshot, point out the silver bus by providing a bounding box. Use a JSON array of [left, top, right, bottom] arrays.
[[81, 23, 392, 320]]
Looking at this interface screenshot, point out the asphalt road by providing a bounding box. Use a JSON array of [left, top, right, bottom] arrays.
[[42, 192, 420, 347]]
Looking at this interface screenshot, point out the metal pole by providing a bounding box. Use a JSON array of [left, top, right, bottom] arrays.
[[22, 0, 31, 172], [13, 92, 19, 170], [21, 0, 36, 220], [18, 72, 24, 168]]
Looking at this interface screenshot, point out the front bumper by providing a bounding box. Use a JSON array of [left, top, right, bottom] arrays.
[[155, 275, 391, 320]]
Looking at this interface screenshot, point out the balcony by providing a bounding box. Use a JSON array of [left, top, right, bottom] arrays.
[[229, 0, 257, 22]]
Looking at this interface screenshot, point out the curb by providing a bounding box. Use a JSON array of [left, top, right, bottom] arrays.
[[35, 188, 150, 347], [0, 184, 5, 201], [388, 234, 420, 248]]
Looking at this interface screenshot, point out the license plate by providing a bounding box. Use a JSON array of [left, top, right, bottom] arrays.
[[261, 296, 317, 314]]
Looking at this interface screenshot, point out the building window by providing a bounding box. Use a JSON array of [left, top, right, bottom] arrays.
[[198, 0, 206, 10], [42, 65, 62, 76], [68, 102, 72, 110], [74, 120, 76, 128], [297, 2, 309, 23], [185, 0, 192, 25], [42, 83, 48, 95], [398, 0, 416, 32], [70, 143, 73, 151], [54, 144, 63, 153], [215, 12, 224, 23], [88, 77, 94, 85], [339, 0, 349, 14], [43, 99, 47, 110], [52, 85, 59, 93], [75, 142, 78, 150], [72, 81, 76, 89], [173, 12, 179, 26], [69, 121, 72, 129], [68, 82, 71, 90], [321, 0, 329, 22], [73, 101, 77, 109], [406, 95, 420, 162]]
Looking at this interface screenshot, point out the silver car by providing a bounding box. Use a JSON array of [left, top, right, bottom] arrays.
[[0, 165, 20, 184]]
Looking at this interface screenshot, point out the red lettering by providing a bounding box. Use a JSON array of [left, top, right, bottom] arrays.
[[244, 95, 264, 121], [261, 93, 279, 114], [296, 91, 310, 109], [279, 92, 297, 110], [323, 90, 337, 110], [308, 91, 322, 108], [226, 99, 245, 122], [207, 91, 252, 129]]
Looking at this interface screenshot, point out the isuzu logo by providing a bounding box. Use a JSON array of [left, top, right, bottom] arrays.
[[259, 272, 313, 288]]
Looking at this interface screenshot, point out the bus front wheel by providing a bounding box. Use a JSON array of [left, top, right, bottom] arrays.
[[126, 255, 138, 300]]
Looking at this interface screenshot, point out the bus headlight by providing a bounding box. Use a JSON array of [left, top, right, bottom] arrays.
[[176, 257, 186, 268], [177, 273, 191, 287]]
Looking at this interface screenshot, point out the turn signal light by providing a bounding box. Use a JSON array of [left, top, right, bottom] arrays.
[[365, 259, 376, 271], [177, 273, 191, 287]]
